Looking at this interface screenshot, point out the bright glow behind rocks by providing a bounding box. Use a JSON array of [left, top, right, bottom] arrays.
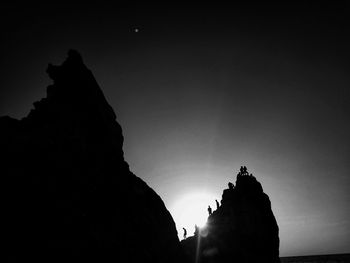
[[170, 191, 217, 240]]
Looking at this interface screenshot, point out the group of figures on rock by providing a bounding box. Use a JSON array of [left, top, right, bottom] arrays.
[[182, 166, 253, 240]]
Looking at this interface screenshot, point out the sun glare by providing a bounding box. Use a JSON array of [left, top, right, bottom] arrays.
[[170, 192, 217, 239]]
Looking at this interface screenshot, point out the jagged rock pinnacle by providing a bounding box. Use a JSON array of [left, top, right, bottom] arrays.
[[2, 51, 186, 263], [181, 167, 280, 263], [45, 49, 116, 120]]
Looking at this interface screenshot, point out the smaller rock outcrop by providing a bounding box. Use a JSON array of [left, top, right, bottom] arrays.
[[181, 166, 280, 263]]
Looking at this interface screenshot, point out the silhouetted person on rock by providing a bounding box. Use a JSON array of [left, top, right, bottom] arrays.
[[239, 166, 249, 176], [183, 227, 187, 239], [243, 166, 248, 175], [228, 182, 234, 189], [215, 199, 220, 209], [208, 205, 212, 215]]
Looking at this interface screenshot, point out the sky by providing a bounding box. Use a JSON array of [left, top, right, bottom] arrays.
[[1, 3, 349, 256]]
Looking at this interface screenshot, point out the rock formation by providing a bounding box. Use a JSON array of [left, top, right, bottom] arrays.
[[181, 166, 280, 263], [1, 50, 185, 263]]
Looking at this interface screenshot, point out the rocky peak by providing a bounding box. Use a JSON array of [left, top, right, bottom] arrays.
[[2, 51, 186, 263], [45, 50, 115, 120], [182, 166, 280, 263]]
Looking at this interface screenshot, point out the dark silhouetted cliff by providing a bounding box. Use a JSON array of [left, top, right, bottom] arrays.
[[1, 50, 185, 263], [181, 167, 280, 263]]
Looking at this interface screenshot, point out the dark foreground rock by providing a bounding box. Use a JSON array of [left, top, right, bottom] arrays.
[[1, 50, 185, 263], [181, 167, 280, 263]]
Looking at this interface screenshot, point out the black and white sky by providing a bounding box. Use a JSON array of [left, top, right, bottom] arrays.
[[1, 3, 349, 256]]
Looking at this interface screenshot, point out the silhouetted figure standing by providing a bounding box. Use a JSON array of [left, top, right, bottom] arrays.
[[183, 227, 187, 239], [228, 182, 234, 190], [240, 166, 244, 174], [208, 205, 212, 215], [239, 166, 249, 176], [215, 199, 220, 209]]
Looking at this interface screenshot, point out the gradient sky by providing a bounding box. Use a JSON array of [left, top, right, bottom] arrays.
[[1, 3, 349, 256]]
